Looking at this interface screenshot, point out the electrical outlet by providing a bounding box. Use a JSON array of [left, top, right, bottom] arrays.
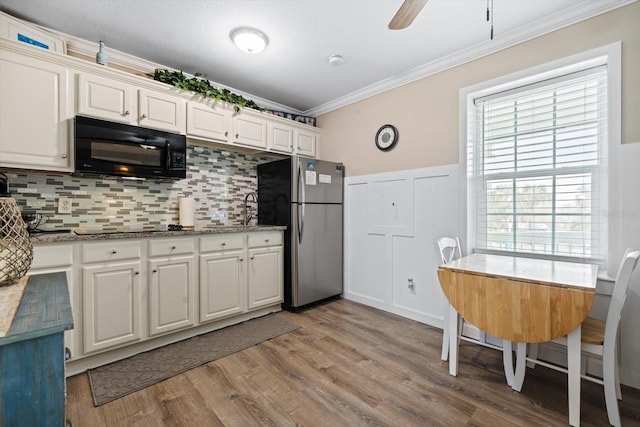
[[408, 277, 415, 292], [58, 197, 72, 214]]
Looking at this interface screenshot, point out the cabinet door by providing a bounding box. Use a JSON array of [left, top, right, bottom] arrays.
[[83, 261, 141, 354], [30, 245, 76, 360], [233, 114, 267, 149], [268, 121, 294, 154], [149, 256, 196, 336], [138, 88, 186, 133], [0, 50, 71, 171], [199, 250, 246, 322], [186, 101, 231, 142], [77, 73, 134, 124], [248, 246, 283, 310], [294, 128, 318, 158]]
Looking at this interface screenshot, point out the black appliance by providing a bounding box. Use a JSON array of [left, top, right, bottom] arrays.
[[0, 172, 8, 196], [74, 116, 187, 179]]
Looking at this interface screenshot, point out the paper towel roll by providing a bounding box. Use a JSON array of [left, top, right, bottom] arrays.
[[178, 197, 195, 229]]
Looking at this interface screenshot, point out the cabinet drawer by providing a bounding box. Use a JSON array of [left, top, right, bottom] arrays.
[[200, 234, 244, 252], [148, 238, 194, 257], [248, 231, 282, 248], [82, 241, 141, 263], [31, 244, 73, 269]]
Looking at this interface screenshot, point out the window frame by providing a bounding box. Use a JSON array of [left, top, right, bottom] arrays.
[[459, 42, 621, 274]]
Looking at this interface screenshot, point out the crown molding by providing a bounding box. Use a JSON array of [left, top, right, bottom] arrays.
[[304, 0, 636, 117], [41, 28, 303, 115], [11, 0, 635, 118]]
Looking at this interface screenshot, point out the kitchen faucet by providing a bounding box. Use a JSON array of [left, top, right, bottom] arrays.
[[243, 192, 258, 226]]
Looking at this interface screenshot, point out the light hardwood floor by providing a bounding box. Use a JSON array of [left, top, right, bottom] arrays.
[[66, 299, 640, 426]]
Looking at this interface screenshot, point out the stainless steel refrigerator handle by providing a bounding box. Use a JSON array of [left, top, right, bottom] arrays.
[[297, 163, 305, 244]]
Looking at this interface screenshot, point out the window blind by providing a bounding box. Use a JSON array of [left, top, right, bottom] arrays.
[[469, 66, 608, 261]]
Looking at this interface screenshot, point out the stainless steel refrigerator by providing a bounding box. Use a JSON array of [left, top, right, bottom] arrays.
[[258, 156, 344, 311]]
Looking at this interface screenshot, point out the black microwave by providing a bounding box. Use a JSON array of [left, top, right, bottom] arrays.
[[74, 116, 187, 180]]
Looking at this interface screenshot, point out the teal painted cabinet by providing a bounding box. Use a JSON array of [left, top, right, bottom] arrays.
[[0, 272, 74, 426]]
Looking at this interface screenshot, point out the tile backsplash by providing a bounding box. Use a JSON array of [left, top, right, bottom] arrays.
[[6, 143, 282, 230]]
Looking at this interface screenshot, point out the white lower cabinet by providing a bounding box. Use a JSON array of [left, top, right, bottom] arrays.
[[148, 238, 197, 336], [29, 244, 76, 360], [82, 260, 142, 354], [32, 230, 283, 372], [199, 249, 247, 322], [149, 255, 196, 336], [248, 232, 283, 309], [248, 247, 283, 309]]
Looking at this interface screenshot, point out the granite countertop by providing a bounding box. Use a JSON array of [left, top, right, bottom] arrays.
[[29, 225, 287, 244]]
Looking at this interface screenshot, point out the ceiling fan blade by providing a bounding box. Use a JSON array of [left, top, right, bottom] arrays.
[[388, 0, 428, 30]]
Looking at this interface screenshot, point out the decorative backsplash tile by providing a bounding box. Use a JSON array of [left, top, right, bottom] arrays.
[[6, 143, 282, 230]]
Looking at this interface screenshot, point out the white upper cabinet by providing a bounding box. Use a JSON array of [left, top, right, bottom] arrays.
[[294, 128, 318, 158], [0, 49, 72, 171], [268, 121, 294, 154], [232, 113, 267, 149], [186, 101, 232, 143], [78, 73, 186, 134], [77, 73, 133, 124], [138, 88, 186, 134]]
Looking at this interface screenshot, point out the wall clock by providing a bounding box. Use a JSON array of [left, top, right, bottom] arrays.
[[375, 124, 398, 151]]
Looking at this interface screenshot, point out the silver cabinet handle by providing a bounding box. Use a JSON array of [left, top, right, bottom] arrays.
[[124, 110, 130, 116], [64, 347, 71, 361], [111, 250, 117, 254], [60, 153, 68, 159], [141, 114, 147, 119]]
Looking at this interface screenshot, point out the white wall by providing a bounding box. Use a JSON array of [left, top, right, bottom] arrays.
[[343, 143, 640, 388], [617, 141, 640, 388], [343, 164, 460, 327]]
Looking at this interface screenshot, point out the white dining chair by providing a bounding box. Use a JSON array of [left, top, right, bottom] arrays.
[[437, 237, 462, 361], [436, 237, 501, 362], [525, 249, 640, 427]]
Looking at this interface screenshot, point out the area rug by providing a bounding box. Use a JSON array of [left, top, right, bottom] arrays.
[[87, 314, 299, 406]]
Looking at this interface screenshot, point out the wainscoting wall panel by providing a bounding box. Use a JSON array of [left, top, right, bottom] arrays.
[[344, 164, 461, 327]]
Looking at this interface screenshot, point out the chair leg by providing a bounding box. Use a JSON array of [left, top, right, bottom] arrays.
[[526, 343, 539, 369], [603, 348, 622, 426], [502, 340, 514, 387], [441, 304, 450, 361], [512, 342, 527, 392], [615, 349, 622, 400]]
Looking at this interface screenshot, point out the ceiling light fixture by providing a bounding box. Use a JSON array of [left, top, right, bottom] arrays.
[[230, 27, 269, 54]]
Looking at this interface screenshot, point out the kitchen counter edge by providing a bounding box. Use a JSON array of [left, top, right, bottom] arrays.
[[29, 225, 287, 244]]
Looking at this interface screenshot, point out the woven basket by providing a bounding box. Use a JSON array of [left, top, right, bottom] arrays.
[[0, 197, 33, 287]]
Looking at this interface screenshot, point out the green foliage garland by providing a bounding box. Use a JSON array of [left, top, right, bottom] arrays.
[[153, 69, 261, 113]]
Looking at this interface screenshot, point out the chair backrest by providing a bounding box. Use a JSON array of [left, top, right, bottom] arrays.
[[603, 248, 640, 347], [437, 237, 462, 265]]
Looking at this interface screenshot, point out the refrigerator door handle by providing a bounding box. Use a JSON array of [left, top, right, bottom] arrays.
[[297, 163, 305, 243]]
